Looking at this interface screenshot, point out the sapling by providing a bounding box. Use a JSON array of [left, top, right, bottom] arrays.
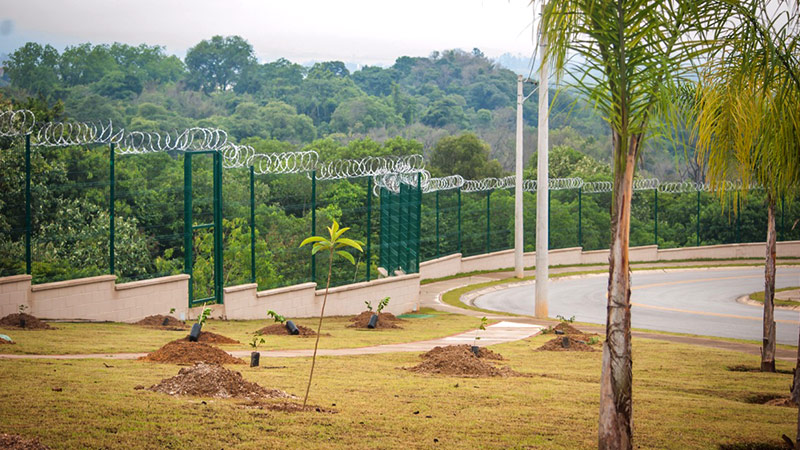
[[364, 301, 373, 312], [18, 304, 28, 314], [168, 308, 176, 315], [471, 316, 488, 356], [299, 219, 363, 408], [267, 310, 286, 324], [197, 305, 212, 326], [189, 303, 212, 342], [556, 315, 575, 323], [249, 332, 265, 367], [376, 297, 390, 314]]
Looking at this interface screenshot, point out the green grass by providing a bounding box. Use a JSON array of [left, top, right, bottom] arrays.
[[749, 286, 800, 307], [0, 308, 477, 355], [0, 336, 794, 449]]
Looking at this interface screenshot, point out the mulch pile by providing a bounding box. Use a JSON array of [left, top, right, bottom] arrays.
[[407, 345, 522, 377], [537, 336, 599, 352], [552, 322, 584, 335], [256, 323, 317, 336], [0, 433, 50, 450], [139, 340, 244, 365], [148, 362, 292, 399], [347, 311, 404, 329], [181, 331, 240, 344], [0, 313, 52, 330], [134, 315, 188, 330]]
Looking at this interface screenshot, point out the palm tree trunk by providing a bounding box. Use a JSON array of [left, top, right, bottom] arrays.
[[599, 137, 637, 450], [303, 251, 334, 408], [792, 324, 800, 446], [762, 194, 777, 372]]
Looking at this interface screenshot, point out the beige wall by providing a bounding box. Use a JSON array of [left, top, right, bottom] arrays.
[[0, 275, 32, 318], [20, 274, 190, 322], [420, 253, 462, 280]]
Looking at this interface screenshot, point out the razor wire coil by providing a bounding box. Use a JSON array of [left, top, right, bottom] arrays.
[[0, 109, 35, 136]]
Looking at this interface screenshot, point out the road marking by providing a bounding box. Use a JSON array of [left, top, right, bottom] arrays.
[[629, 274, 799, 324]]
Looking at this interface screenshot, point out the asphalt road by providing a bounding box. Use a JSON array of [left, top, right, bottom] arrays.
[[474, 267, 800, 345]]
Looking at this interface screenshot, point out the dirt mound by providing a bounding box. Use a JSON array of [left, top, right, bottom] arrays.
[[408, 345, 521, 377], [256, 323, 317, 336], [149, 363, 292, 399], [348, 311, 404, 329], [537, 336, 599, 352], [134, 315, 187, 329], [553, 322, 584, 334], [139, 340, 244, 365], [0, 313, 52, 330], [181, 331, 240, 344], [0, 338, 15, 344], [0, 433, 50, 450], [424, 344, 504, 361]]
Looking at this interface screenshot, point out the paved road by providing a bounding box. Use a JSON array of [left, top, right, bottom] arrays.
[[474, 267, 800, 344]]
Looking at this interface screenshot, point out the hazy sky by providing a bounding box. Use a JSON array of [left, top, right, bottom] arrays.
[[0, 0, 539, 67]]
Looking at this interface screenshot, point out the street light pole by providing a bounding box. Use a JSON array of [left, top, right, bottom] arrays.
[[514, 75, 525, 279], [535, 0, 549, 319]]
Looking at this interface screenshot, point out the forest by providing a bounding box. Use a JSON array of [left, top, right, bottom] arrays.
[[1, 36, 797, 296]]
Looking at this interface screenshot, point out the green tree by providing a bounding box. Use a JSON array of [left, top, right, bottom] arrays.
[[430, 133, 504, 179], [185, 35, 256, 93], [4, 42, 61, 96], [692, 1, 800, 376], [541, 0, 713, 446]]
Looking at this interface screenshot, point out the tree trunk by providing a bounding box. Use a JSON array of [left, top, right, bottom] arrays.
[[599, 134, 637, 450], [762, 195, 777, 372], [793, 323, 800, 447]]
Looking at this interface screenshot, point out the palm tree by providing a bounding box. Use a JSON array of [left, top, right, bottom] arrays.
[[692, 0, 800, 375], [299, 220, 363, 408], [539, 1, 715, 447]]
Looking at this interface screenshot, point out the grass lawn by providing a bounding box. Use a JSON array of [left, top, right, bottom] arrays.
[[749, 286, 800, 307], [0, 334, 795, 449], [0, 308, 478, 355]]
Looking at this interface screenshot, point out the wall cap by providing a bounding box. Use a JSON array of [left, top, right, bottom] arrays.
[[419, 253, 462, 267], [31, 275, 117, 292], [0, 274, 33, 285], [115, 274, 190, 291], [317, 273, 420, 296], [257, 282, 317, 298], [223, 283, 258, 294]]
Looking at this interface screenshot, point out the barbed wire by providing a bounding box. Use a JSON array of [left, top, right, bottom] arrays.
[[117, 127, 228, 154], [33, 121, 124, 147], [0, 109, 35, 136], [315, 154, 425, 181], [249, 150, 319, 174]]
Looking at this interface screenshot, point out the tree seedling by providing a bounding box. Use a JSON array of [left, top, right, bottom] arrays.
[[18, 304, 28, 314], [299, 219, 363, 408], [376, 297, 390, 314], [267, 310, 286, 324], [556, 315, 575, 323], [197, 305, 212, 326], [189, 303, 212, 342], [364, 300, 373, 312], [471, 316, 488, 356], [250, 332, 265, 367]]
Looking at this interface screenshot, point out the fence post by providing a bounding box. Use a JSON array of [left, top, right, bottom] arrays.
[[736, 194, 741, 243], [486, 190, 491, 254], [311, 170, 316, 283], [696, 189, 701, 247], [249, 165, 256, 284], [213, 152, 223, 303], [416, 172, 422, 272], [24, 134, 31, 275], [109, 143, 115, 275], [653, 188, 658, 246], [578, 186, 582, 248], [183, 154, 193, 306], [435, 190, 440, 258], [547, 189, 551, 248], [457, 187, 462, 254], [366, 176, 372, 281]]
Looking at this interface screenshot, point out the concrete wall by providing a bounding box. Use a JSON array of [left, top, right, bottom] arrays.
[[5, 274, 191, 322], [417, 241, 799, 280], [224, 275, 420, 320], [0, 275, 32, 318]]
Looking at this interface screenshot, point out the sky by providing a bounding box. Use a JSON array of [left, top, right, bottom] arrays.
[[0, 0, 540, 69]]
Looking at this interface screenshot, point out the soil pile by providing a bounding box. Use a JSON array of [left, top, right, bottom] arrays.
[[149, 363, 292, 399], [0, 338, 15, 344], [552, 322, 584, 335], [139, 340, 244, 365], [0, 433, 50, 450], [181, 331, 240, 344], [425, 344, 504, 361], [537, 336, 598, 352], [408, 345, 521, 377], [256, 323, 317, 336], [0, 313, 52, 330], [348, 311, 404, 329], [134, 315, 187, 329]]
